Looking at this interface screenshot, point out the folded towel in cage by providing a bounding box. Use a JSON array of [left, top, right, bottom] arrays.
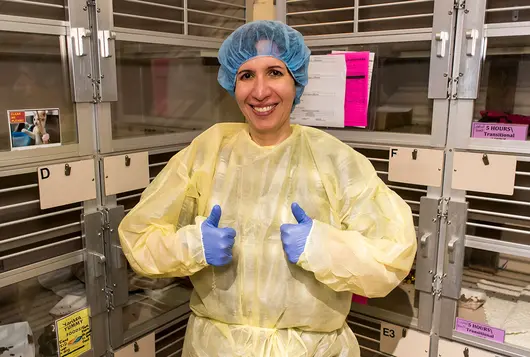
[[502, 286, 530, 335], [478, 279, 522, 329]]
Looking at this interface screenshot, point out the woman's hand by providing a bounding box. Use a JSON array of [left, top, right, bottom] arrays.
[[280, 203, 313, 264], [201, 205, 237, 267]]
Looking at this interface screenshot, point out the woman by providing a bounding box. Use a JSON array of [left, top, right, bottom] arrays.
[[118, 20, 416, 357]]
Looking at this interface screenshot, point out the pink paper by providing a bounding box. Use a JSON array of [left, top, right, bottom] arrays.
[[331, 52, 370, 127]]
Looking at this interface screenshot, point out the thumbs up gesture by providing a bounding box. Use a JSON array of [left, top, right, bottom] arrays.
[[201, 205, 236, 267], [280, 203, 313, 264]]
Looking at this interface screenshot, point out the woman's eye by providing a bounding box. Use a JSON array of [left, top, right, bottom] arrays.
[[270, 70, 283, 77], [239, 73, 252, 80]]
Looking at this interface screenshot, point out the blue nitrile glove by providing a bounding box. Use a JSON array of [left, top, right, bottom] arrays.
[[201, 205, 236, 267], [280, 203, 313, 264]]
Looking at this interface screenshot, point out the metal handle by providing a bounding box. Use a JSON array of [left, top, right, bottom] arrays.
[[435, 31, 449, 58], [98, 30, 116, 58], [71, 27, 91, 57], [419, 232, 431, 258], [88, 251, 106, 277], [112, 244, 126, 269], [465, 29, 479, 56], [447, 236, 459, 264]]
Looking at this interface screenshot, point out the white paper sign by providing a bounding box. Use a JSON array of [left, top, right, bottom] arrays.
[[291, 55, 346, 128], [38, 159, 97, 209], [380, 322, 429, 356]]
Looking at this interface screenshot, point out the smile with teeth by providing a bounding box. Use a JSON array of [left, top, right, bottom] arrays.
[[252, 104, 277, 113]]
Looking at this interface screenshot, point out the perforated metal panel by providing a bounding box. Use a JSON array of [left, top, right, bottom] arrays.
[[353, 147, 424, 228], [287, 0, 435, 36], [347, 313, 396, 357], [155, 313, 189, 357], [486, 0, 530, 24], [0, 0, 67, 21], [119, 150, 177, 213], [0, 171, 83, 273], [113, 0, 246, 38], [465, 159, 530, 252]]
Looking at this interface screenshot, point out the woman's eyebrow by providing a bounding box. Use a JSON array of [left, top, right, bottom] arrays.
[[237, 69, 253, 75]]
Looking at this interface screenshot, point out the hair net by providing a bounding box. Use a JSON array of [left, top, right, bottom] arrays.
[[217, 20, 311, 107]]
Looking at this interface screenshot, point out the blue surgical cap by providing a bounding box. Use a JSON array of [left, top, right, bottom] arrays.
[[217, 20, 311, 107]]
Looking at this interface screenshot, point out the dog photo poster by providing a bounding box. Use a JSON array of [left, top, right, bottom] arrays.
[[8, 108, 62, 151]]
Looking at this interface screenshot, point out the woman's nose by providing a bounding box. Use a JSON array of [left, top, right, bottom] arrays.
[[251, 76, 272, 101]]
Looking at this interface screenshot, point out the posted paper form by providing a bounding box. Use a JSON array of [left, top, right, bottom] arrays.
[[291, 55, 346, 128]]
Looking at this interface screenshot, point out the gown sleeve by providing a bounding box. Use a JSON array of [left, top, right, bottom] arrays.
[[118, 145, 209, 278], [297, 149, 417, 298]]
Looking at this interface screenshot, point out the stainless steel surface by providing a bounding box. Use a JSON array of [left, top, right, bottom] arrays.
[[97, 0, 118, 102], [466, 222, 530, 236], [285, 0, 434, 36], [455, 0, 486, 99], [0, 236, 82, 260], [0, 206, 83, 229], [441, 200, 468, 300], [122, 0, 183, 11], [1, 0, 63, 8], [415, 197, 439, 294], [114, 12, 184, 25], [465, 234, 530, 259], [359, 0, 433, 9], [486, 6, 530, 13], [68, 0, 95, 103], [84, 211, 107, 316], [0, 250, 84, 288], [428, 0, 456, 99]]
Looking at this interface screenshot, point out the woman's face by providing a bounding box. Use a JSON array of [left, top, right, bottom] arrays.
[[235, 56, 296, 137]]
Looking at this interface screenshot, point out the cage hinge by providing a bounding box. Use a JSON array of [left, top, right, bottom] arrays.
[[454, 0, 465, 10], [432, 273, 446, 298], [436, 197, 450, 223], [105, 287, 115, 311]]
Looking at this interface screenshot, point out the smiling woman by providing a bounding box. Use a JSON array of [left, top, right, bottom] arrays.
[[118, 20, 416, 357], [235, 56, 296, 145]]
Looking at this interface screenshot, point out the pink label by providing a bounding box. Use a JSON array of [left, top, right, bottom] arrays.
[[472, 122, 529, 141], [351, 294, 368, 305], [455, 318, 505, 343]]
